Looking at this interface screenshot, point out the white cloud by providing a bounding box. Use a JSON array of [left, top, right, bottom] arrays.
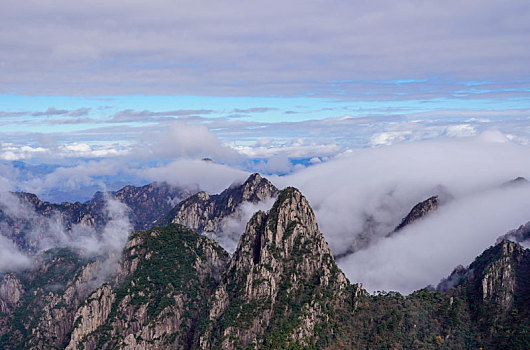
[[274, 131, 530, 293], [137, 159, 248, 195], [370, 131, 412, 146], [445, 124, 476, 137], [136, 121, 242, 163]]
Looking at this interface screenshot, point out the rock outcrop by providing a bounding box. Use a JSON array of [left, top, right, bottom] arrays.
[[66, 224, 230, 350], [163, 173, 278, 238], [0, 248, 98, 348], [89, 182, 196, 230], [198, 187, 348, 349], [391, 195, 439, 233], [3, 184, 530, 349]]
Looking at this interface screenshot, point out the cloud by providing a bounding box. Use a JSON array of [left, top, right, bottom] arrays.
[[445, 124, 476, 137], [274, 132, 530, 293], [137, 159, 248, 195], [31, 107, 91, 117], [0, 235, 31, 272], [211, 197, 277, 253], [232, 107, 278, 113], [0, 0, 528, 96], [107, 109, 213, 123], [340, 184, 530, 294], [136, 121, 243, 163], [0, 189, 132, 283]]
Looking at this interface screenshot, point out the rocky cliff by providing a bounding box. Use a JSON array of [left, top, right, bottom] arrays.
[[163, 173, 278, 238], [89, 182, 195, 230], [392, 195, 440, 233], [0, 248, 98, 349], [65, 224, 229, 350], [198, 187, 349, 349]]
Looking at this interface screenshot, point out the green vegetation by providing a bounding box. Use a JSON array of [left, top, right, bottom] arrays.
[[86, 224, 228, 349], [0, 248, 91, 349]]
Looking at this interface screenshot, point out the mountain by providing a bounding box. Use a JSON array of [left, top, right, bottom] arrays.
[[65, 224, 229, 350], [198, 187, 348, 349], [391, 195, 440, 234], [161, 173, 278, 240], [0, 248, 98, 348], [335, 194, 441, 259], [0, 182, 194, 253], [1, 185, 530, 349], [89, 182, 196, 230]]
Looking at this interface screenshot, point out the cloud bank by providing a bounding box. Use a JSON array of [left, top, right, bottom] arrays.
[[275, 131, 530, 293], [1, 1, 529, 96], [0, 191, 133, 280]]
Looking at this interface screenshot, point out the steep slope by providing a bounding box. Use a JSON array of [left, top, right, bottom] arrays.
[[66, 224, 229, 350], [0, 248, 98, 349], [162, 173, 278, 238], [2, 184, 530, 349], [198, 187, 349, 349], [391, 195, 440, 234], [335, 194, 442, 259]]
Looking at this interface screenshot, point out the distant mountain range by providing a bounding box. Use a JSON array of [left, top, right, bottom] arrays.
[[0, 174, 529, 348]]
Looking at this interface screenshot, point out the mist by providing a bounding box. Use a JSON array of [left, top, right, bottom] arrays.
[[213, 197, 277, 253], [274, 131, 530, 293], [0, 190, 133, 283]]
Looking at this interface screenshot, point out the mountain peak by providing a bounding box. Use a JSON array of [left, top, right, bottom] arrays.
[[199, 187, 348, 349], [164, 173, 278, 239], [392, 195, 439, 233]]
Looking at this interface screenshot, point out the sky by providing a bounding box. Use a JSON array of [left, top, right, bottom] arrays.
[[0, 0, 529, 167], [1, 0, 530, 292]]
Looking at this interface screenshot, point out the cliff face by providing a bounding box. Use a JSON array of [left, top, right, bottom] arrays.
[[198, 187, 348, 349], [464, 240, 530, 322], [65, 224, 230, 350], [0, 249, 98, 349], [164, 173, 278, 238]]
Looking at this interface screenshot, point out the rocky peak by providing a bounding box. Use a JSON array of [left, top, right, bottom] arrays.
[[496, 221, 530, 244], [472, 240, 524, 312], [226, 172, 277, 203], [438, 238, 530, 326], [164, 173, 279, 240], [199, 187, 348, 349], [502, 176, 528, 187], [392, 195, 439, 233]]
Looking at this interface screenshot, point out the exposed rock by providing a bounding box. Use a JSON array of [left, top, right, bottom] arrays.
[[496, 221, 530, 244], [66, 284, 115, 350], [0, 248, 97, 349], [198, 187, 348, 349], [0, 273, 23, 308], [164, 173, 278, 238], [391, 195, 439, 234], [90, 182, 196, 230], [66, 224, 230, 350], [3, 183, 530, 349], [0, 182, 193, 253]]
